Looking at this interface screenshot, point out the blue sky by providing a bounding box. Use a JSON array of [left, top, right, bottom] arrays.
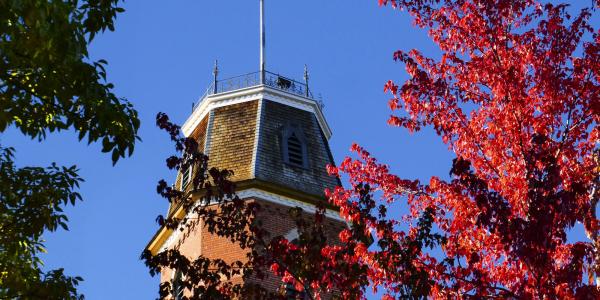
[[3, 1, 470, 298]]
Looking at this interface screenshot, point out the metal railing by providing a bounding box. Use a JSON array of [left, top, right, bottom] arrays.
[[193, 70, 324, 111]]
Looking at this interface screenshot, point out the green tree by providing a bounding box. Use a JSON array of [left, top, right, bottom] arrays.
[[0, 1, 139, 298]]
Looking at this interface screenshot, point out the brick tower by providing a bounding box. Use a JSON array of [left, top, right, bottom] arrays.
[[144, 67, 345, 297], [145, 1, 344, 297]]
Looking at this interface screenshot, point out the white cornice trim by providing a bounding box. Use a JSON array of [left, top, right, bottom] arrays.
[[237, 188, 344, 222], [181, 86, 332, 140], [158, 188, 344, 253]]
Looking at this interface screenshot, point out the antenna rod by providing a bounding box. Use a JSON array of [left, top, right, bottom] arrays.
[[213, 59, 219, 94], [304, 64, 309, 97], [260, 0, 265, 84]]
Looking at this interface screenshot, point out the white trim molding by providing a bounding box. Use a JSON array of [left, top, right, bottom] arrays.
[[158, 188, 344, 253], [181, 85, 332, 140], [237, 188, 344, 222]]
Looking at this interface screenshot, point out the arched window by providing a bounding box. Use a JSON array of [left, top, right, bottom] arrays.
[[172, 270, 185, 300], [282, 123, 308, 168]]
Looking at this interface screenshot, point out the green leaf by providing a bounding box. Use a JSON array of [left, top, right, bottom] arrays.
[[111, 148, 119, 165]]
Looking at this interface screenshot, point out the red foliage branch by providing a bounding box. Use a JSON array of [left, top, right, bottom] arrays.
[[313, 0, 599, 298]]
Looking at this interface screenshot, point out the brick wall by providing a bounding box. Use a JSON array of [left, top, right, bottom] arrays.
[[161, 197, 346, 298]]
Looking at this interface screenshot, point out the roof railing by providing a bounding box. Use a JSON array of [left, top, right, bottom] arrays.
[[192, 70, 324, 112]]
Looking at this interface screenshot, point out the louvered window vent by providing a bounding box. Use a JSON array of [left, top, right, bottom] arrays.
[[181, 164, 192, 190], [287, 133, 304, 166], [283, 124, 308, 168]]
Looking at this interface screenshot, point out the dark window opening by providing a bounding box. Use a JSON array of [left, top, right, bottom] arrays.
[[287, 134, 303, 166], [172, 270, 184, 300], [181, 164, 191, 189], [284, 283, 307, 300]]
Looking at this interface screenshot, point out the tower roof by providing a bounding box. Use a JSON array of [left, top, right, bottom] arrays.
[[182, 70, 331, 140]]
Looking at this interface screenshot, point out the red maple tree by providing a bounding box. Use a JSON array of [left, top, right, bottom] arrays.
[[311, 0, 599, 298], [144, 1, 599, 299]]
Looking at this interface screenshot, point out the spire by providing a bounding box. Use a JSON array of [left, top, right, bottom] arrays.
[[260, 0, 266, 84]]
